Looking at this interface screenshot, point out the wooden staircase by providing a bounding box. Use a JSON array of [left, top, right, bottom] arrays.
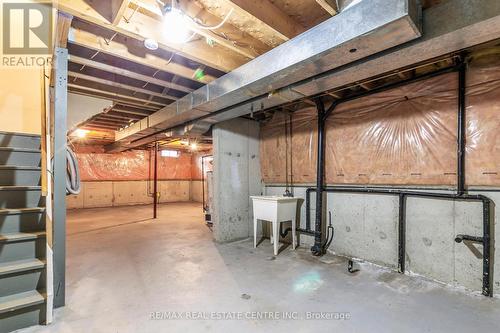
[[0, 132, 48, 333]]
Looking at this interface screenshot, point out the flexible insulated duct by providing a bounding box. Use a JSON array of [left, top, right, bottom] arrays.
[[65, 147, 81, 195]]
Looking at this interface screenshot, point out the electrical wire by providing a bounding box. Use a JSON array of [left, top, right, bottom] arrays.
[[157, 0, 233, 31], [192, 8, 234, 30]]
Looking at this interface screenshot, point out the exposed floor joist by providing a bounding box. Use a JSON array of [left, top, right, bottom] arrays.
[[61, 0, 339, 139], [58, 0, 248, 72], [68, 71, 179, 101], [130, 0, 272, 59], [68, 27, 219, 84], [68, 85, 166, 109], [198, 0, 307, 47], [315, 0, 339, 15], [68, 55, 194, 93]]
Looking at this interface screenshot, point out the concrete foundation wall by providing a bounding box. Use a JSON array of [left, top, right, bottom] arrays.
[[265, 185, 500, 295], [67, 180, 192, 209], [212, 118, 262, 243], [190, 180, 203, 203]]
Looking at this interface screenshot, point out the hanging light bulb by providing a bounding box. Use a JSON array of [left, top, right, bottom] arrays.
[[163, 7, 192, 43], [73, 129, 89, 138]]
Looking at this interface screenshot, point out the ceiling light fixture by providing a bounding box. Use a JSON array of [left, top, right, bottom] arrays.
[[163, 5, 193, 44], [144, 38, 159, 50], [74, 129, 89, 138]]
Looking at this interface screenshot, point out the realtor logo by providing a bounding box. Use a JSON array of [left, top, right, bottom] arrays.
[[2, 1, 52, 55]]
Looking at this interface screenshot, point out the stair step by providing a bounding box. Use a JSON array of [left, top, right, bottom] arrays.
[[0, 207, 45, 215], [0, 263, 45, 298], [0, 291, 45, 315], [0, 186, 43, 209], [0, 232, 46, 243], [0, 235, 46, 264], [0, 148, 40, 153], [0, 132, 40, 150], [0, 186, 41, 190], [0, 166, 41, 170], [0, 166, 41, 186], [0, 147, 41, 168], [0, 208, 45, 234], [0, 259, 45, 276]]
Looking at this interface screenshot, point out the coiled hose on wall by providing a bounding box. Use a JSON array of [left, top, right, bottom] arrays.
[[66, 147, 81, 195]]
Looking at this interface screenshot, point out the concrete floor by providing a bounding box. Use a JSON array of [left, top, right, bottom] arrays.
[[19, 202, 500, 333]]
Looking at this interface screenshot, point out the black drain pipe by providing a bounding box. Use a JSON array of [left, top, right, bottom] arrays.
[[311, 99, 326, 256], [153, 142, 159, 219], [305, 187, 493, 296], [309, 65, 460, 256], [306, 62, 494, 296], [457, 58, 467, 195]]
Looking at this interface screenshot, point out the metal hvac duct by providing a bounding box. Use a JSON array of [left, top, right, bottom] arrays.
[[110, 0, 421, 151]]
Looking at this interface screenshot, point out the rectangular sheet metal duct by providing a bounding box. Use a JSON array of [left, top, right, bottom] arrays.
[[112, 0, 421, 149]]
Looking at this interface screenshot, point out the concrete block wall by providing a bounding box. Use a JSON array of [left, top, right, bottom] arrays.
[[265, 185, 500, 295], [67, 180, 192, 209]]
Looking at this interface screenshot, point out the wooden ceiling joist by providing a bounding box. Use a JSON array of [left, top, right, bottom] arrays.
[[68, 71, 178, 101], [58, 0, 247, 72], [116, 6, 248, 71], [315, 0, 339, 16], [130, 0, 271, 59], [56, 12, 73, 48], [199, 0, 306, 46], [92, 118, 128, 126], [82, 122, 119, 130], [68, 27, 217, 83], [68, 55, 194, 93], [111, 107, 153, 117], [229, 0, 306, 39], [68, 79, 169, 106], [105, 111, 143, 119], [68, 84, 165, 108], [99, 113, 136, 121], [111, 0, 131, 25]]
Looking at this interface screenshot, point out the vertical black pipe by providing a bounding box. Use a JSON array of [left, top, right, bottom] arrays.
[[398, 194, 407, 273], [153, 142, 159, 219], [306, 188, 312, 231], [201, 155, 206, 211], [311, 99, 326, 255], [457, 60, 467, 195], [482, 199, 492, 296]]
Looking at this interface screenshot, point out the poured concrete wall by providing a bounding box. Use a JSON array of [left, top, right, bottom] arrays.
[[212, 118, 262, 243], [265, 185, 499, 295], [67, 180, 191, 209], [190, 180, 203, 203]]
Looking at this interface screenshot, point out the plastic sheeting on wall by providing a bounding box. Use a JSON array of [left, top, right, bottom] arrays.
[[326, 73, 458, 185], [465, 55, 500, 186], [260, 111, 288, 183], [75, 148, 193, 181], [191, 152, 213, 180], [260, 108, 318, 184], [260, 57, 500, 186]]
